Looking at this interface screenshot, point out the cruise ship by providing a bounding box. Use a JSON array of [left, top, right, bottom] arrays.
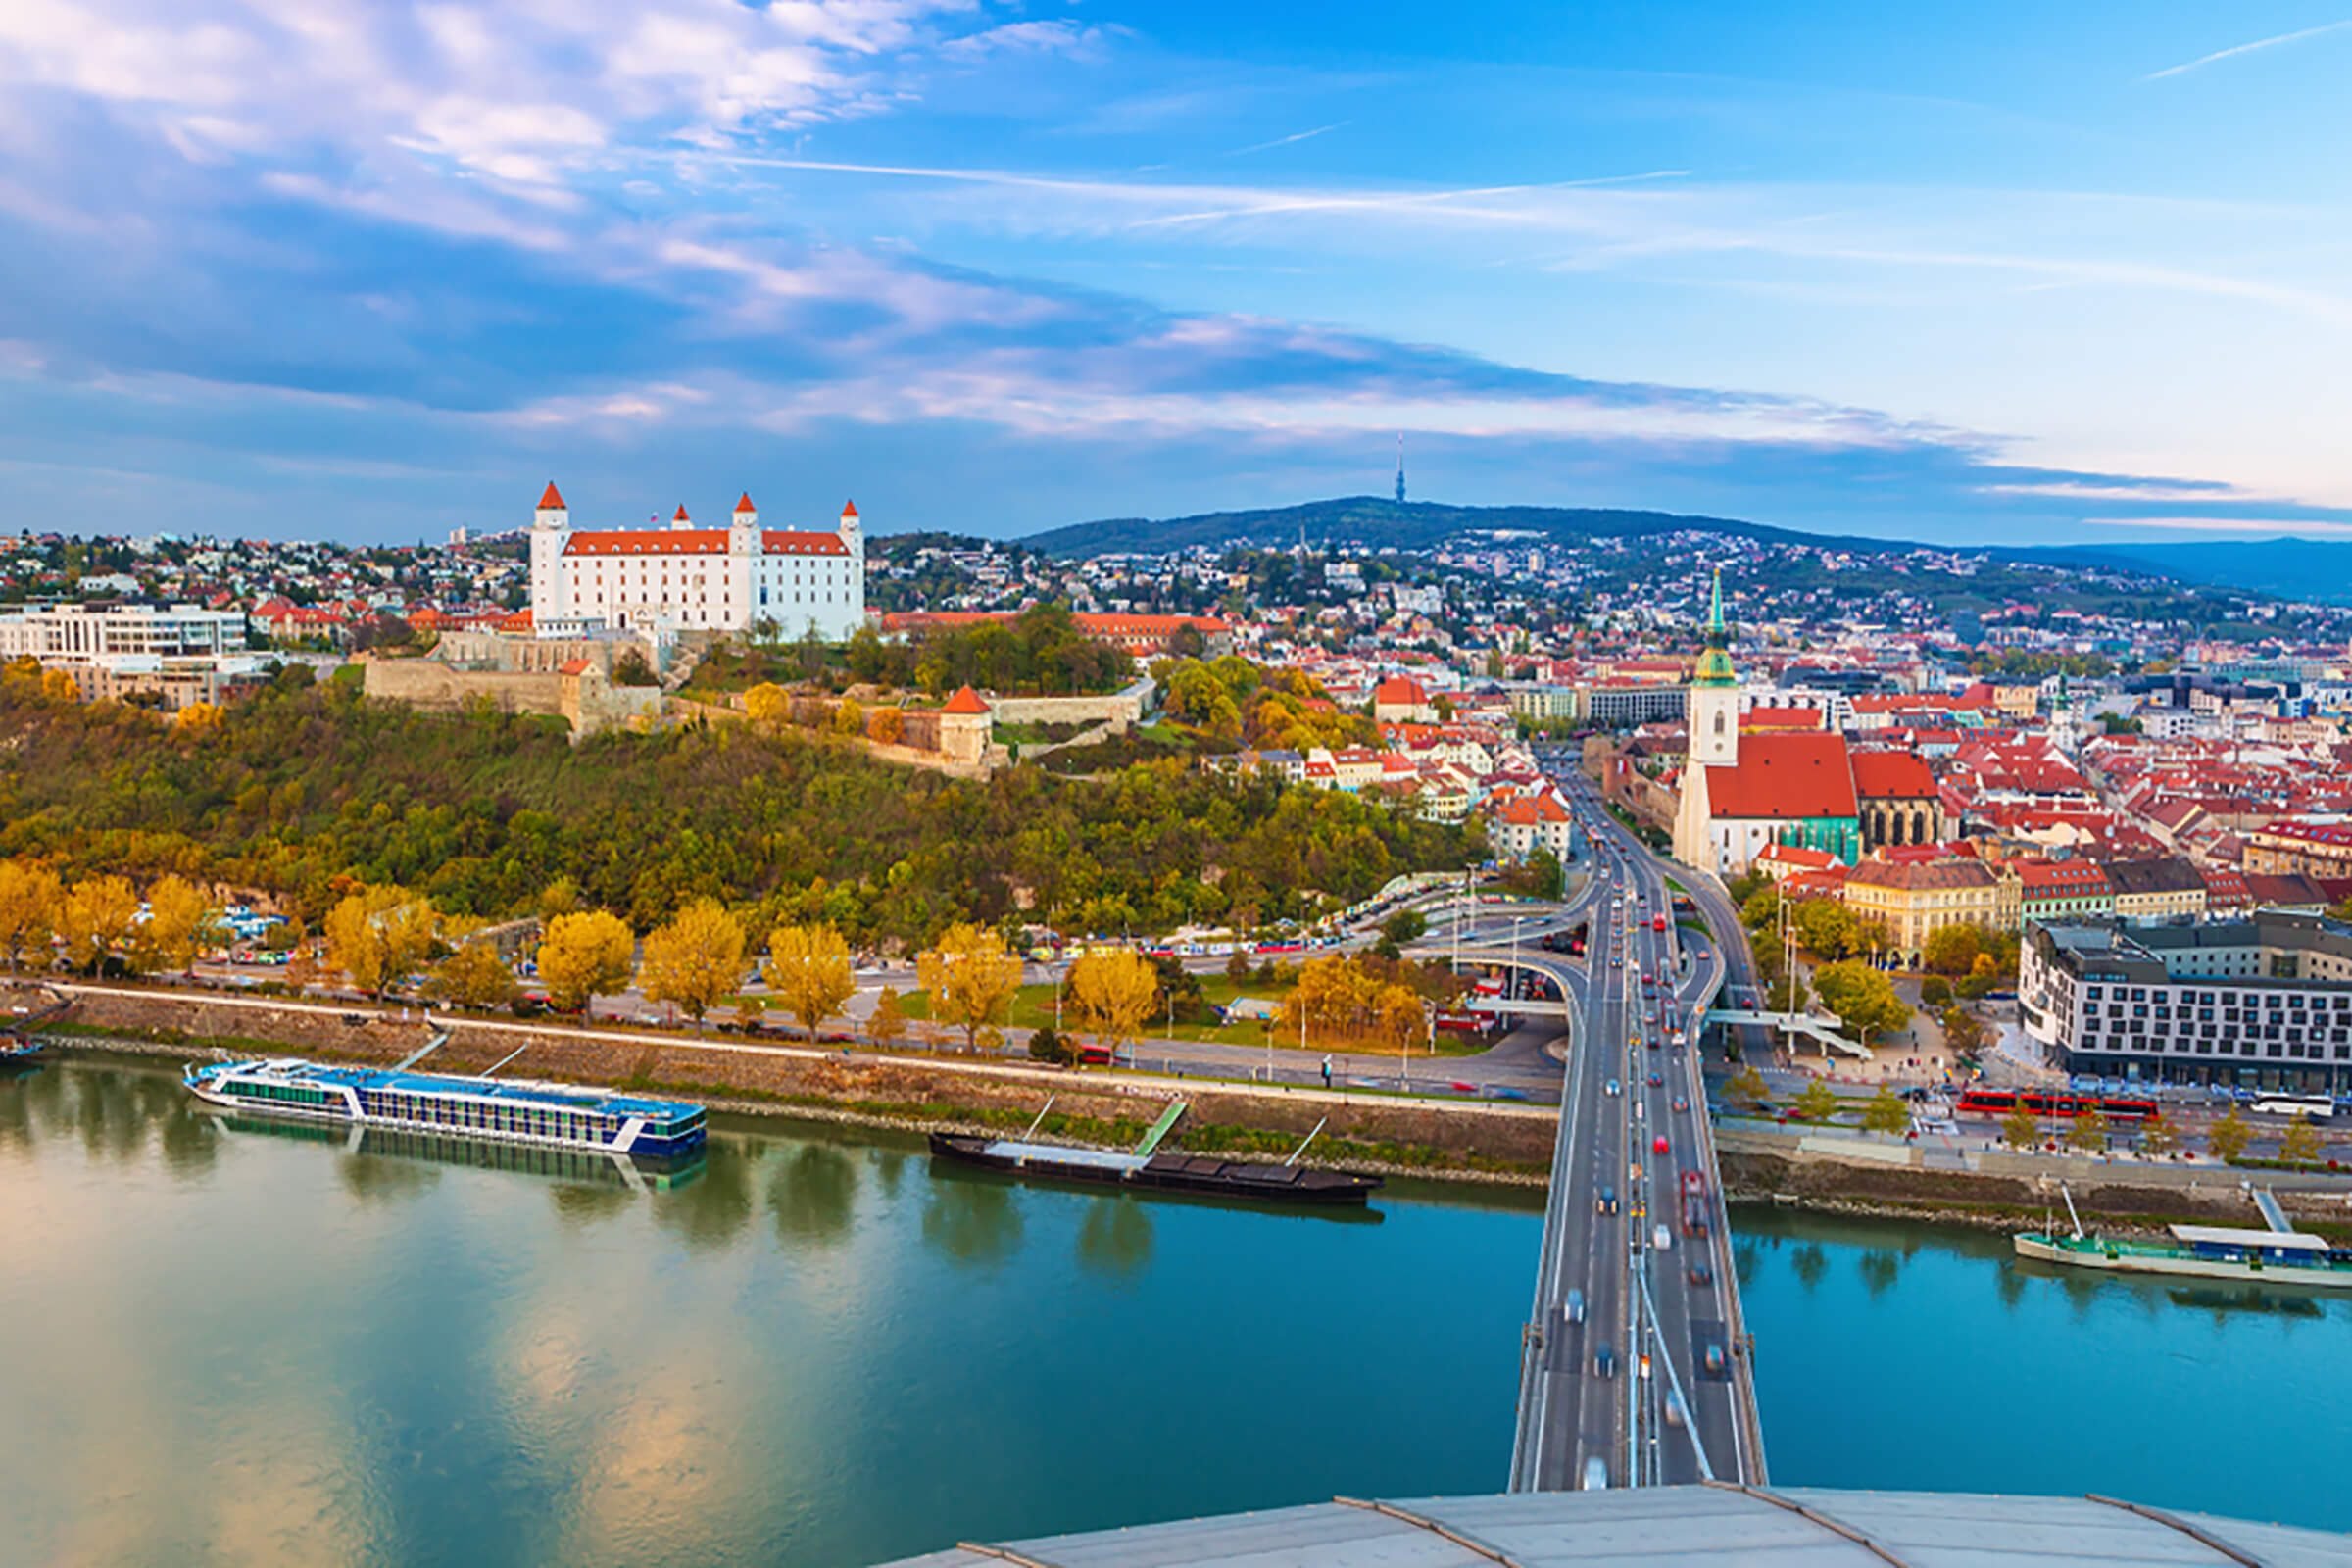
[[184, 1057, 707, 1160]]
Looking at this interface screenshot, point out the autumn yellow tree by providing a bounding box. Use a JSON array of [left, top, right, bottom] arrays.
[[869, 985, 907, 1050], [2281, 1114, 2325, 1165], [0, 859, 62, 971], [1065, 950, 1158, 1058], [536, 910, 636, 1014], [832, 698, 864, 736], [137, 875, 222, 974], [174, 701, 225, 735], [427, 942, 518, 1010], [916, 922, 1022, 1053], [639, 899, 747, 1028], [868, 707, 906, 745], [743, 682, 790, 729], [765, 921, 857, 1041], [323, 885, 438, 998], [61, 875, 142, 974]]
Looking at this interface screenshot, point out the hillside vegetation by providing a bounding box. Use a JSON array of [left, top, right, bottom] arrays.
[[0, 662, 1474, 946]]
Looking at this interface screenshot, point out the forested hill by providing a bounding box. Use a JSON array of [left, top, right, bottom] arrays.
[[0, 665, 1475, 947], [1021, 496, 1912, 560]]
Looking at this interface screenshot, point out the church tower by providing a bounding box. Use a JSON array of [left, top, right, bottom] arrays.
[[1687, 568, 1740, 768], [530, 481, 569, 624]]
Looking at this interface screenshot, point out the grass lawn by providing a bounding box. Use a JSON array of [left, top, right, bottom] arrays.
[[894, 976, 1492, 1056]]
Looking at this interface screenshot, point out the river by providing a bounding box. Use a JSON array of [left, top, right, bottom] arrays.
[[5, 1055, 2350, 1567]]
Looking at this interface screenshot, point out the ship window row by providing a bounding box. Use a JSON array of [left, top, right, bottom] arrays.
[[225, 1079, 328, 1106], [358, 1090, 616, 1142]]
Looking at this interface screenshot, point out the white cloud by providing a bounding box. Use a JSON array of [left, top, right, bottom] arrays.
[[2143, 19, 2352, 81], [2080, 515, 2352, 537]]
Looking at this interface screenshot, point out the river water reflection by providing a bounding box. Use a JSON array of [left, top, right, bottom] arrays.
[[0, 1055, 1541, 1566]]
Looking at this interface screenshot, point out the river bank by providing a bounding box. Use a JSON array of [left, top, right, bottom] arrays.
[[31, 981, 1557, 1186]]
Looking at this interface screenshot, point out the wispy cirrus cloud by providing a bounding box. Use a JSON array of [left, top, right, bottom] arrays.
[[2082, 515, 2352, 537], [2143, 18, 2352, 81]]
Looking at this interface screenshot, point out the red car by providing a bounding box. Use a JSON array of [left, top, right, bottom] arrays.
[[1651, 1134, 1670, 1154]]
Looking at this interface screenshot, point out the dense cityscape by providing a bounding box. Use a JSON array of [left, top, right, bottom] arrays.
[[8, 2, 2352, 1564]]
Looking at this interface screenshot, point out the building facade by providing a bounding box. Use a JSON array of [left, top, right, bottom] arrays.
[[1840, 858, 2002, 966], [2022, 913, 2352, 1088], [528, 484, 864, 639]]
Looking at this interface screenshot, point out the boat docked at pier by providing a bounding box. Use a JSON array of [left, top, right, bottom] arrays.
[[2016, 1183, 2352, 1290], [184, 1057, 707, 1161], [926, 1098, 1382, 1207]]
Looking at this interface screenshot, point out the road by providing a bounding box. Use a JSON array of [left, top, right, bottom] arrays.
[[1504, 761, 1764, 1492]]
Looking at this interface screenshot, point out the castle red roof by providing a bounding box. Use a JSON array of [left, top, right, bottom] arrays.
[[672, 505, 690, 522], [538, 481, 566, 510], [942, 685, 991, 715], [734, 493, 757, 514], [563, 529, 846, 557], [1702, 732, 1858, 821], [841, 500, 858, 518]]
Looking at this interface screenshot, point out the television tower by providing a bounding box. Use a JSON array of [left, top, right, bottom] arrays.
[[1395, 432, 1406, 505]]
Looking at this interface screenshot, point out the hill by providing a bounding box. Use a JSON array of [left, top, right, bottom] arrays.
[[1021, 496, 1907, 559], [2006, 538, 2352, 606]]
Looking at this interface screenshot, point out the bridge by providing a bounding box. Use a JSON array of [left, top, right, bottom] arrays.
[[1706, 1007, 1870, 1059], [1500, 767, 1768, 1493]]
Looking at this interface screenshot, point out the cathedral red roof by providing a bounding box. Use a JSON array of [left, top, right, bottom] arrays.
[[1702, 732, 1859, 821]]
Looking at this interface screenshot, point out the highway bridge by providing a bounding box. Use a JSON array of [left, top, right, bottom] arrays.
[[1486, 766, 1768, 1493]]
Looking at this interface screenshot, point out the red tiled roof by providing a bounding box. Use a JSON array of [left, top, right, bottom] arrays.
[[734, 493, 757, 514], [1702, 732, 1858, 821], [841, 500, 858, 518], [1375, 675, 1430, 706], [1849, 750, 1937, 801], [941, 685, 991, 715], [672, 505, 690, 522], [538, 481, 566, 510], [563, 528, 846, 557]]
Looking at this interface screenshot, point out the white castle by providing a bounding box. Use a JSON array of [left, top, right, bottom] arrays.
[[526, 482, 866, 640]]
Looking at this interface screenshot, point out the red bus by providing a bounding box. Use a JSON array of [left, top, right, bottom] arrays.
[[1955, 1088, 2160, 1123]]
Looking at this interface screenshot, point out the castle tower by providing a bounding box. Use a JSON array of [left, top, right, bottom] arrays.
[[838, 499, 861, 558], [670, 504, 691, 532], [1687, 568, 1740, 768], [530, 481, 569, 624], [730, 492, 759, 557]]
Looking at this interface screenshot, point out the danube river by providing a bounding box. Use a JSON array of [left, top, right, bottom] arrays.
[[8, 1055, 2352, 1566]]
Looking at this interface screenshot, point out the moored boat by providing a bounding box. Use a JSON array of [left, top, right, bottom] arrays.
[[2016, 1225, 2352, 1290], [927, 1101, 1381, 1207], [184, 1057, 707, 1161]]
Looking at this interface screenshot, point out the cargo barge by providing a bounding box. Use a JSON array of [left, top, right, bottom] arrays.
[[925, 1097, 1380, 1206]]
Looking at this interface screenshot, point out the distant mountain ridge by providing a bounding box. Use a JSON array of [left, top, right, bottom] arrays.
[[1020, 496, 2352, 605], [1020, 497, 1912, 559]]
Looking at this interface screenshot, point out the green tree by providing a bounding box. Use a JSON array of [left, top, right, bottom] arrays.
[[2137, 1115, 2177, 1157], [1725, 1064, 1769, 1110], [1811, 959, 1911, 1047], [1922, 923, 1984, 977], [2000, 1102, 2040, 1151], [2280, 1114, 2324, 1165], [536, 910, 635, 1013], [1920, 975, 1952, 1008], [1860, 1087, 1910, 1135], [428, 942, 518, 1010], [1940, 1005, 1986, 1057], [1792, 1079, 1838, 1122], [2207, 1106, 2252, 1163], [2067, 1106, 2109, 1153], [1790, 898, 1858, 959]]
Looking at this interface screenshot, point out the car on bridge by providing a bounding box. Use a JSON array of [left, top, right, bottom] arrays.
[[1650, 1134, 1669, 1154], [1596, 1185, 1618, 1215]]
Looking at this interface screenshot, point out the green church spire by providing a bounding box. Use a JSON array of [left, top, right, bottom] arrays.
[[1692, 567, 1738, 687]]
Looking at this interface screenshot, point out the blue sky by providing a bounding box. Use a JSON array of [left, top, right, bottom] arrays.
[[2, 1, 2350, 547]]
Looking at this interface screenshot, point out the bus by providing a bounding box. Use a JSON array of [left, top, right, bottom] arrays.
[[1955, 1088, 2160, 1123], [2251, 1095, 2335, 1120]]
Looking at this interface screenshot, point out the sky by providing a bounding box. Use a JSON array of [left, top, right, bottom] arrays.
[[2, 1, 2351, 548]]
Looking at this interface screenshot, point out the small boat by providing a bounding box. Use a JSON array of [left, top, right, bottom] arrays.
[[927, 1099, 1381, 1206], [0, 1036, 43, 1067]]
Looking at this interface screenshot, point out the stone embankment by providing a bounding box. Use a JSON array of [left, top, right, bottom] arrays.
[[41, 981, 1556, 1185], [1720, 1121, 2352, 1236]]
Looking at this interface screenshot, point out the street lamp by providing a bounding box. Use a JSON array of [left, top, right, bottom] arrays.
[[1511, 916, 1526, 1019]]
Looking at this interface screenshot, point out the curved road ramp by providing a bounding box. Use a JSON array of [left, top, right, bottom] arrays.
[[880, 1484, 2352, 1566]]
